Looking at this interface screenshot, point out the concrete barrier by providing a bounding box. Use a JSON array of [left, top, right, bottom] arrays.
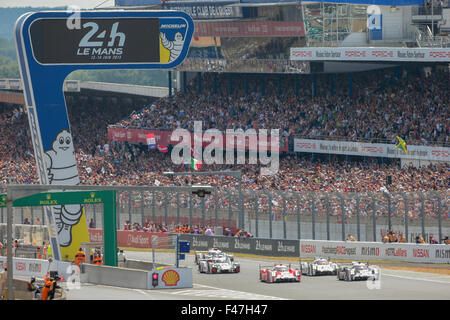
[[123, 259, 166, 271], [80, 263, 193, 290], [80, 264, 149, 289]]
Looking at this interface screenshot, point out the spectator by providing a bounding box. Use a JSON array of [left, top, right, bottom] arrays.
[[205, 227, 214, 236], [416, 236, 426, 244], [398, 233, 407, 243], [429, 234, 438, 244]]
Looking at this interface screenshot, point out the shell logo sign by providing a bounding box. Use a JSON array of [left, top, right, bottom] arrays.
[[162, 270, 180, 286]]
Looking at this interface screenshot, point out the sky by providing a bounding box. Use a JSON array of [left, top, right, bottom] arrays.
[[0, 0, 115, 8]]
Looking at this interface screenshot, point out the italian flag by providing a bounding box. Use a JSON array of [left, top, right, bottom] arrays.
[[190, 157, 202, 171]]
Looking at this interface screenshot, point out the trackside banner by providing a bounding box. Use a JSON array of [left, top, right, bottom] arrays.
[[178, 234, 300, 257], [290, 47, 450, 62], [108, 126, 289, 151], [300, 240, 450, 264], [293, 138, 450, 162]]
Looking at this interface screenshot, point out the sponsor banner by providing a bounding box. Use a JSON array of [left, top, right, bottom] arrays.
[[293, 138, 449, 162], [0, 79, 7, 89], [195, 21, 305, 37], [108, 127, 289, 151], [0, 256, 49, 278], [178, 234, 299, 257], [290, 47, 450, 62], [88, 229, 169, 249], [0, 92, 26, 105], [300, 240, 450, 263], [8, 79, 22, 90], [166, 4, 242, 20], [242, 0, 422, 4], [115, 0, 161, 5]]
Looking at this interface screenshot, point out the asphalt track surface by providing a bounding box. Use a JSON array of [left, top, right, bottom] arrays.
[[65, 250, 450, 300]]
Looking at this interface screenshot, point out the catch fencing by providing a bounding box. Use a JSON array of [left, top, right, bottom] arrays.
[[1, 189, 448, 244]]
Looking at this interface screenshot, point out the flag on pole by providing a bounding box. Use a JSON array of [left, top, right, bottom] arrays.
[[191, 156, 202, 171], [146, 133, 156, 150], [107, 162, 114, 172], [395, 136, 407, 153]]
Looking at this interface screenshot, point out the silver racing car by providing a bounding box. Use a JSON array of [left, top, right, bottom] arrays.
[[337, 262, 380, 281], [194, 248, 234, 265], [198, 255, 240, 274], [301, 257, 339, 276]]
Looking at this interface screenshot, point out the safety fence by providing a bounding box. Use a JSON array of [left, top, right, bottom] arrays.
[[1, 190, 448, 244]]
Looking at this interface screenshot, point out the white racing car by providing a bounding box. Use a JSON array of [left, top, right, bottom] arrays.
[[194, 248, 234, 265], [259, 264, 301, 283], [301, 257, 339, 276], [337, 262, 380, 281], [198, 255, 240, 274]]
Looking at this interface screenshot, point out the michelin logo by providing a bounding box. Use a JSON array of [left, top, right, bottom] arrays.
[[44, 129, 82, 247], [160, 31, 185, 62]]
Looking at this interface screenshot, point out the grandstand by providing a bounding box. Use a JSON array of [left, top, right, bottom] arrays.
[[0, 0, 449, 244]]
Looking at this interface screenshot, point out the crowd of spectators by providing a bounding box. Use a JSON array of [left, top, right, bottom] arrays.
[[116, 67, 449, 146], [0, 66, 448, 233]]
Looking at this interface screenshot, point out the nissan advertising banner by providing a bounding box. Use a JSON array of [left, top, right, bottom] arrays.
[[300, 240, 450, 264]]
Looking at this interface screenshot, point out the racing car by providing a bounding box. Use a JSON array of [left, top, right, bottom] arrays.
[[194, 248, 234, 265], [198, 255, 240, 274], [259, 264, 301, 283], [336, 262, 380, 281], [301, 257, 339, 276]]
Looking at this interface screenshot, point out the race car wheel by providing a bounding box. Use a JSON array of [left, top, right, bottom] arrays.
[[211, 267, 217, 274], [235, 266, 240, 273]]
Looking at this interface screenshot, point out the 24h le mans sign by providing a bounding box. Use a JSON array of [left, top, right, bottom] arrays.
[[14, 10, 193, 261]]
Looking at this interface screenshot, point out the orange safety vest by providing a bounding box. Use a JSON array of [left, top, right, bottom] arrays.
[[41, 280, 53, 300], [75, 251, 86, 266], [93, 256, 103, 265], [36, 246, 42, 259]]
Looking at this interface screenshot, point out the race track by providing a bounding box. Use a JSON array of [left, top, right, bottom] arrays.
[[65, 250, 450, 300]]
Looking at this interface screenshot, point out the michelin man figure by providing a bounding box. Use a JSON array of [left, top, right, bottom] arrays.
[[160, 31, 184, 62], [44, 129, 82, 247]]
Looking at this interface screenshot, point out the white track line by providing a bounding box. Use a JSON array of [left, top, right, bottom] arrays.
[[382, 273, 450, 285], [169, 283, 287, 300]]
